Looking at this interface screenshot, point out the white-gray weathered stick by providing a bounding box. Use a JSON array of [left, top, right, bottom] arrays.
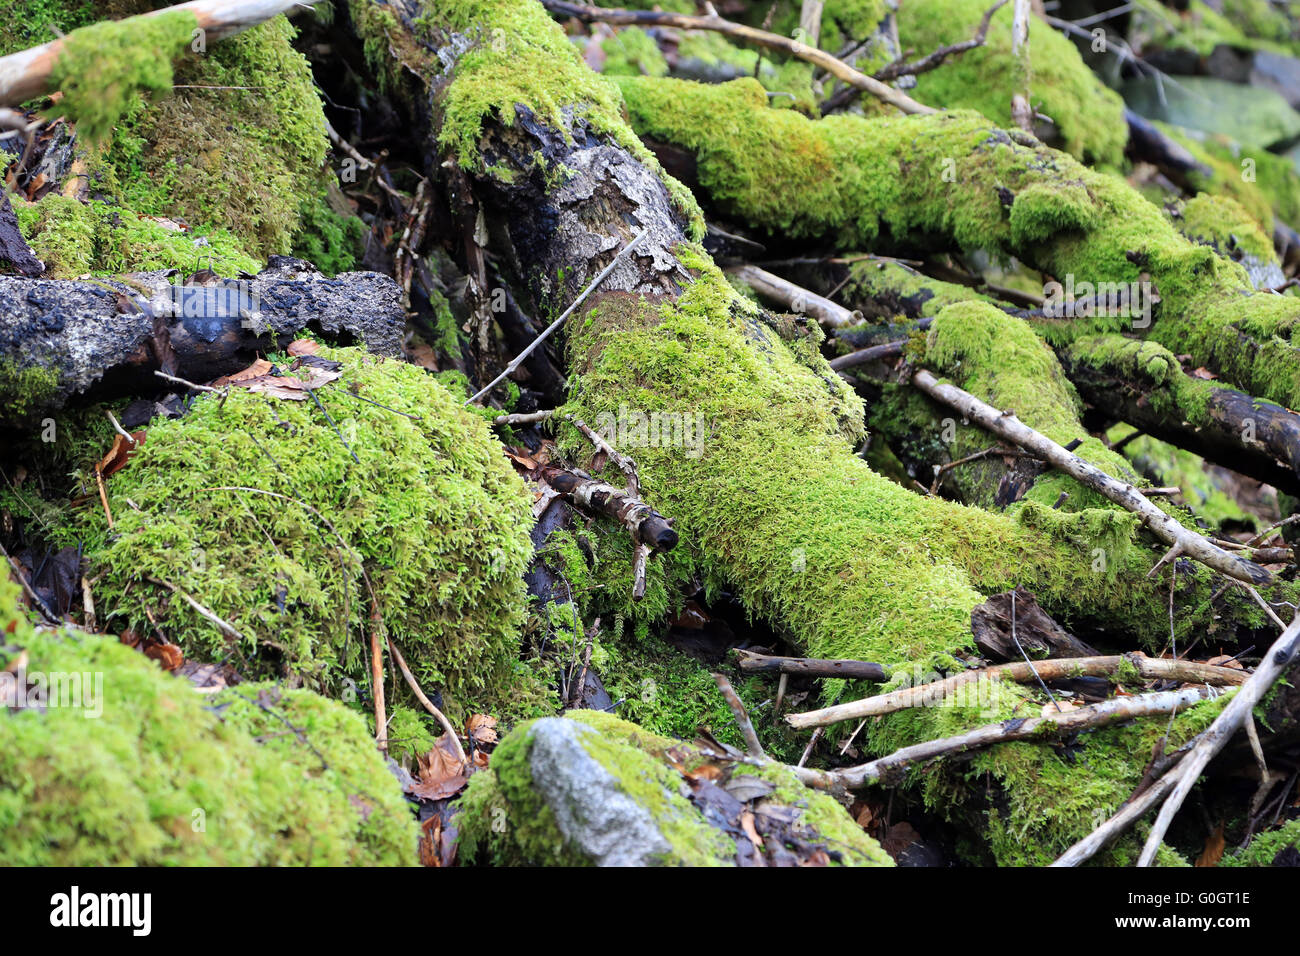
[[912, 368, 1273, 586], [0, 0, 326, 107], [466, 230, 647, 406]]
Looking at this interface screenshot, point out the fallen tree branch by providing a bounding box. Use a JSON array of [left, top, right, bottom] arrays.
[[799, 685, 1219, 789], [542, 0, 937, 116], [727, 264, 857, 328], [911, 367, 1274, 586], [0, 257, 405, 425], [1134, 612, 1300, 866], [787, 653, 1248, 730], [734, 648, 889, 682], [714, 672, 765, 758], [0, 0, 328, 107]]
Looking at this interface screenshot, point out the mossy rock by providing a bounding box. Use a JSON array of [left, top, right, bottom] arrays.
[[0, 574, 418, 864], [456, 710, 891, 866], [55, 345, 538, 718]]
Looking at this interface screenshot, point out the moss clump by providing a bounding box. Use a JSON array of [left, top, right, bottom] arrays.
[[898, 0, 1128, 168], [1224, 817, 1300, 866], [88, 16, 335, 262], [0, 362, 60, 421], [599, 26, 668, 78], [46, 8, 198, 143], [919, 300, 1141, 509], [365, 0, 703, 238], [53, 346, 537, 719], [1176, 193, 1279, 270], [617, 75, 1300, 410], [11, 192, 261, 276], [1161, 123, 1300, 234], [0, 574, 418, 864], [457, 710, 890, 865]]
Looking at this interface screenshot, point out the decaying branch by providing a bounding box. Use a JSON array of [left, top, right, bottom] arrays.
[[0, 0, 329, 107], [0, 257, 404, 424], [728, 264, 857, 329], [797, 686, 1219, 790], [734, 649, 889, 682], [911, 368, 1274, 586], [786, 653, 1248, 730], [542, 0, 937, 116]]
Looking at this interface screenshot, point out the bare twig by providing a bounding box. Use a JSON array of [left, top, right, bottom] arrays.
[[734, 648, 889, 681], [875, 0, 1009, 81], [714, 673, 765, 758], [797, 686, 1218, 790], [369, 600, 387, 751], [786, 653, 1247, 730], [1134, 612, 1300, 866], [494, 409, 555, 426], [466, 230, 646, 405], [911, 368, 1273, 586], [387, 636, 468, 768], [727, 264, 857, 328], [542, 1, 937, 116]]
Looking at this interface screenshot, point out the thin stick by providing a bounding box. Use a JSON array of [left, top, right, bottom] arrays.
[[148, 577, 243, 641], [1134, 612, 1300, 866], [494, 409, 555, 426], [369, 600, 387, 752], [543, 1, 936, 116], [105, 410, 138, 446], [387, 636, 468, 768], [0, 0, 329, 107], [911, 368, 1273, 586], [734, 648, 889, 681], [466, 231, 647, 405], [727, 264, 856, 328], [786, 653, 1247, 729], [819, 686, 1218, 790], [713, 673, 765, 758]]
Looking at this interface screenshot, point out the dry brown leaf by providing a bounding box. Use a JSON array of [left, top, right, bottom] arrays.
[[1206, 654, 1245, 671], [287, 339, 320, 356], [97, 431, 146, 478], [409, 735, 470, 801], [740, 809, 764, 849], [1196, 822, 1226, 867], [1042, 699, 1079, 717], [466, 713, 498, 746], [212, 358, 273, 386], [143, 641, 184, 672]]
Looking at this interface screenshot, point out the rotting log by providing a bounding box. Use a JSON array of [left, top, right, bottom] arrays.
[[0, 256, 404, 424], [353, 0, 1300, 863]]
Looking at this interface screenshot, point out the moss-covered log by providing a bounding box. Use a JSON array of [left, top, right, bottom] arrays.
[[346, 0, 1300, 862], [0, 257, 405, 425], [615, 75, 1300, 413]]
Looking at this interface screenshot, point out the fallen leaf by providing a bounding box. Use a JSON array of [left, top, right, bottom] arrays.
[[1196, 822, 1226, 867], [466, 713, 498, 746], [408, 735, 469, 801], [287, 339, 320, 356], [1042, 699, 1079, 717], [143, 640, 184, 671], [97, 430, 146, 478], [212, 358, 273, 386], [1206, 654, 1245, 671], [740, 810, 764, 849]]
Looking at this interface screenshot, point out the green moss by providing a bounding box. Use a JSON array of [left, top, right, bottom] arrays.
[[0, 574, 417, 865], [89, 17, 332, 261], [599, 26, 668, 78], [919, 300, 1141, 509], [291, 194, 366, 276], [385, 705, 440, 765], [1176, 193, 1278, 266], [1224, 816, 1300, 866], [13, 192, 261, 276], [457, 711, 889, 865], [46, 8, 198, 143], [1129, 0, 1288, 57], [618, 75, 1300, 409], [1161, 123, 1300, 233], [0, 0, 96, 57], [0, 362, 60, 421], [1112, 425, 1257, 530], [377, 0, 703, 239], [51, 346, 539, 719], [898, 0, 1128, 168]]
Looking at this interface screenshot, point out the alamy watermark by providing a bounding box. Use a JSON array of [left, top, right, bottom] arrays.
[[593, 404, 706, 459], [1042, 275, 1154, 329], [0, 669, 104, 718]]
